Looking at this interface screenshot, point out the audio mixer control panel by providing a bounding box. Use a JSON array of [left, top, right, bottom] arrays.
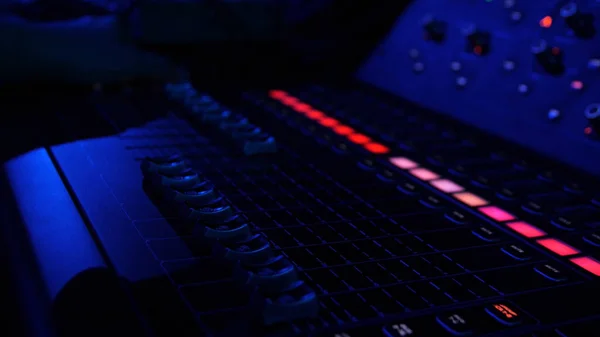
[[358, 0, 600, 175]]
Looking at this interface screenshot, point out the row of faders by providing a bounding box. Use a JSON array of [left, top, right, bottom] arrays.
[[140, 153, 320, 326], [165, 82, 277, 156]]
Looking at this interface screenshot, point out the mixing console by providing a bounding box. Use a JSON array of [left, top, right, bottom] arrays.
[[2, 1, 600, 337], [3, 78, 597, 337]]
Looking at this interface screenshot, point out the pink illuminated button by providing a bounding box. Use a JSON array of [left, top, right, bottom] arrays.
[[506, 221, 546, 238], [571, 257, 600, 276], [389, 157, 418, 170], [537, 238, 580, 256], [479, 206, 516, 222], [430, 179, 464, 193], [409, 168, 439, 181], [453, 192, 488, 207]]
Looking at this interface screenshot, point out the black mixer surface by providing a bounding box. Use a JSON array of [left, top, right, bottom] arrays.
[[27, 82, 600, 337]]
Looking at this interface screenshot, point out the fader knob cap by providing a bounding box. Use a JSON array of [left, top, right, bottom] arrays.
[[232, 255, 298, 293], [198, 109, 234, 124], [239, 133, 277, 156], [178, 198, 234, 223], [212, 233, 272, 264], [218, 114, 251, 131], [140, 154, 186, 175], [249, 280, 319, 325], [163, 180, 217, 205], [185, 94, 213, 108], [165, 82, 195, 100], [219, 117, 251, 131], [194, 215, 251, 245], [149, 167, 202, 189], [230, 125, 262, 139]]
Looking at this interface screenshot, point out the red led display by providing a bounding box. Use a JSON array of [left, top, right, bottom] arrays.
[[348, 133, 371, 145], [319, 117, 340, 127], [333, 125, 354, 135], [269, 90, 390, 155]]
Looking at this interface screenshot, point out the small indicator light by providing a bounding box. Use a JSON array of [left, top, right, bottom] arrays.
[[540, 16, 552, 28], [571, 80, 583, 90], [548, 109, 561, 121]]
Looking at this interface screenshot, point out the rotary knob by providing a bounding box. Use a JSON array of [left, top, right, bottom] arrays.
[[561, 2, 596, 39], [423, 18, 448, 43], [532, 40, 565, 76], [466, 31, 491, 56], [585, 104, 600, 133]]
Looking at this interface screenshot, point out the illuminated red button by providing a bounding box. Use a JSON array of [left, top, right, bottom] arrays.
[[506, 221, 546, 238], [319, 117, 339, 127], [389, 157, 418, 170], [537, 238, 580, 256], [333, 125, 354, 135], [269, 90, 288, 99], [280, 96, 299, 106], [348, 133, 371, 144], [364, 143, 389, 154], [571, 256, 600, 276], [409, 168, 439, 181], [305, 110, 325, 120], [430, 179, 464, 193], [478, 206, 515, 222], [293, 103, 313, 113]]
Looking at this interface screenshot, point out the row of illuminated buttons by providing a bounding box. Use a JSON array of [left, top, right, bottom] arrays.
[[388, 156, 600, 277], [268, 90, 390, 154], [264, 88, 600, 277]]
